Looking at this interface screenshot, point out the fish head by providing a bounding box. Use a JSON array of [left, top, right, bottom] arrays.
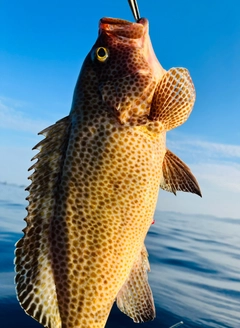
[[74, 17, 195, 130], [75, 18, 165, 124]]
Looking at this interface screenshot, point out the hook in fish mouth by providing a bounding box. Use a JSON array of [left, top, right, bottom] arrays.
[[128, 0, 141, 22], [100, 0, 145, 37], [99, 17, 148, 40]]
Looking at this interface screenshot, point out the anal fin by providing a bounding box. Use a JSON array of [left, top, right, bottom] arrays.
[[160, 149, 202, 196], [116, 245, 155, 323]]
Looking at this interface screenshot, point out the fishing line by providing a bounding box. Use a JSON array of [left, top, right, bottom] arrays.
[[127, 0, 141, 21], [169, 321, 184, 328]]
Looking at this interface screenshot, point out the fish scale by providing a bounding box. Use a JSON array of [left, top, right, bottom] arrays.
[[15, 16, 201, 328]]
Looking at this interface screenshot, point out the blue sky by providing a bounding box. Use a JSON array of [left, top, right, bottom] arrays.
[[1, 0, 240, 218]]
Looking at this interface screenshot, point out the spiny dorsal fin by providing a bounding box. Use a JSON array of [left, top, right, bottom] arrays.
[[149, 67, 196, 131], [15, 116, 71, 328], [116, 244, 155, 323], [160, 149, 202, 196]]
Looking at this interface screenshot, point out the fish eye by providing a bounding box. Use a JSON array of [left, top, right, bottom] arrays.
[[95, 47, 109, 62]]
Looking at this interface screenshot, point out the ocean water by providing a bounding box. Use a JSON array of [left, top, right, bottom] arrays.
[[0, 183, 239, 328]]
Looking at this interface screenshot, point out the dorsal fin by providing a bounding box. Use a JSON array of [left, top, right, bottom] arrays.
[[116, 244, 155, 323], [15, 116, 71, 328], [149, 67, 196, 131], [160, 149, 202, 196]]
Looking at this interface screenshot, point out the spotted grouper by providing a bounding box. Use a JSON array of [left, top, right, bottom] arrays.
[[15, 16, 201, 328]]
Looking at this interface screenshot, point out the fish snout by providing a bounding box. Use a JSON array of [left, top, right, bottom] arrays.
[[99, 17, 145, 39]]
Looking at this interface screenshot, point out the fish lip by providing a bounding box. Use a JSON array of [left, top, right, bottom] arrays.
[[99, 17, 148, 39], [100, 17, 134, 25]]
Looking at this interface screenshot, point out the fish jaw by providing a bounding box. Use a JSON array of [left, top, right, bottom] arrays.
[[99, 17, 144, 39], [137, 18, 165, 81], [99, 17, 165, 81]]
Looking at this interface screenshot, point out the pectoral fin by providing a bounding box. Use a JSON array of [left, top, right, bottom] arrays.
[[160, 149, 202, 196], [116, 245, 155, 323], [149, 67, 196, 131]]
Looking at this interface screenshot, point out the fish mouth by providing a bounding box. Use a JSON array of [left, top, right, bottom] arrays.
[[99, 17, 148, 39]]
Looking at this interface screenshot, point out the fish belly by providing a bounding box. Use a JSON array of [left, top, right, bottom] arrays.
[[50, 118, 164, 328]]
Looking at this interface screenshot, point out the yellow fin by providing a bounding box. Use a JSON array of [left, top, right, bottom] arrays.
[[150, 67, 196, 131], [160, 149, 202, 196], [116, 245, 155, 323], [15, 116, 71, 328]]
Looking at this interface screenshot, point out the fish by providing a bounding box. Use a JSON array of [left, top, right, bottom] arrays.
[[15, 12, 201, 328]]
